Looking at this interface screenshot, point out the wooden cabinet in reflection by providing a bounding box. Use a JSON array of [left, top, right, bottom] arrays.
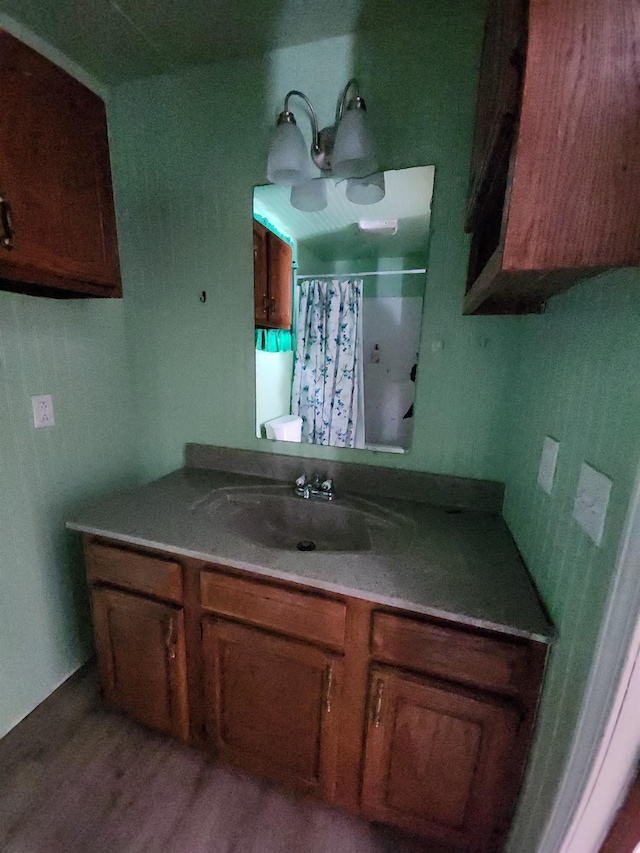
[[253, 219, 292, 329]]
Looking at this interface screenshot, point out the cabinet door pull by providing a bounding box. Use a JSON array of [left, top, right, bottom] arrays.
[[371, 678, 384, 728], [0, 193, 14, 250], [165, 618, 177, 660], [324, 665, 334, 714]]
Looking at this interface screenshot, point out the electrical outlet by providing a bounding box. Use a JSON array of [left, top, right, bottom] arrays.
[[573, 463, 612, 546], [31, 394, 55, 429], [537, 436, 560, 494]]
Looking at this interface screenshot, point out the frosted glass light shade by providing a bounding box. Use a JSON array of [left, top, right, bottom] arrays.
[[346, 171, 385, 204], [290, 178, 328, 212], [267, 120, 308, 185], [332, 108, 377, 178]]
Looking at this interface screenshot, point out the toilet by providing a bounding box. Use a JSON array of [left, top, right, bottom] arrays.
[[264, 414, 302, 442]]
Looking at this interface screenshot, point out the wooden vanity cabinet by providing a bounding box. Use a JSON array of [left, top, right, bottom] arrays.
[[0, 31, 121, 298], [202, 618, 342, 798], [253, 219, 292, 329], [364, 611, 545, 851], [83, 537, 548, 852], [85, 540, 189, 740], [464, 0, 640, 314], [361, 668, 520, 851], [200, 566, 345, 798], [91, 587, 189, 740]]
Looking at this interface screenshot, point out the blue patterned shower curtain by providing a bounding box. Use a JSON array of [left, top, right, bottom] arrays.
[[292, 278, 365, 448]]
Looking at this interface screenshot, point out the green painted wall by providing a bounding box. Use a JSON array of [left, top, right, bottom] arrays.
[[0, 17, 140, 738], [109, 10, 519, 482], [502, 269, 640, 851], [3, 8, 640, 851], [0, 293, 139, 738]]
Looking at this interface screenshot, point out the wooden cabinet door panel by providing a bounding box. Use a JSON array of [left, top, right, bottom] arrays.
[[86, 541, 183, 604], [266, 231, 293, 329], [91, 587, 189, 740], [253, 219, 292, 329], [361, 668, 520, 851], [0, 31, 121, 296], [466, 0, 525, 230], [253, 219, 269, 324], [371, 611, 530, 695], [202, 617, 342, 799], [200, 567, 346, 650]]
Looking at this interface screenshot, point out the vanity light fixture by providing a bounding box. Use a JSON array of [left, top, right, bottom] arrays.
[[267, 78, 383, 210], [347, 171, 386, 205]]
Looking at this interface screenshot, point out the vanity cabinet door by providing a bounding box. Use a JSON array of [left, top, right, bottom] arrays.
[[361, 667, 520, 852], [202, 617, 342, 799], [91, 586, 189, 740]]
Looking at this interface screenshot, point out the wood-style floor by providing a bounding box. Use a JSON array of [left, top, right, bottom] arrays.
[[0, 665, 432, 853]]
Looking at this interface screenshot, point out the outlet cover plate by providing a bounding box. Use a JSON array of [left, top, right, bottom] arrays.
[[573, 463, 612, 546], [538, 436, 560, 494], [31, 394, 55, 429]]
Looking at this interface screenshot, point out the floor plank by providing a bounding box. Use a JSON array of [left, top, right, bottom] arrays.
[[0, 665, 435, 853]]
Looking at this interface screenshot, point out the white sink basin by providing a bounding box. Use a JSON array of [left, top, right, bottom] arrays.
[[205, 486, 408, 553]]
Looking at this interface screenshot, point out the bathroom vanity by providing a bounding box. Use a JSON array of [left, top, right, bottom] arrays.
[[68, 448, 553, 853]]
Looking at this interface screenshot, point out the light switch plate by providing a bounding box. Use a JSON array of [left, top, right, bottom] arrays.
[[31, 394, 55, 428], [573, 463, 612, 546], [537, 436, 560, 494]]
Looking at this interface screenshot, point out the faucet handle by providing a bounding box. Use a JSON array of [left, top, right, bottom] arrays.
[[295, 474, 306, 488], [320, 478, 334, 493]]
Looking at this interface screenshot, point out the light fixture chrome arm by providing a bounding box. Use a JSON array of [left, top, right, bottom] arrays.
[[280, 90, 322, 164], [336, 78, 364, 122]]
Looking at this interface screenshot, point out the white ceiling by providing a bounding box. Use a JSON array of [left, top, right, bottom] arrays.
[[0, 0, 486, 84], [254, 166, 434, 264]]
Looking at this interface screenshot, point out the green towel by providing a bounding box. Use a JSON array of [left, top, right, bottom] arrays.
[[255, 329, 293, 353]]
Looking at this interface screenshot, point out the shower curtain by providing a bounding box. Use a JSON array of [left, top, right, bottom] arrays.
[[292, 278, 365, 448]]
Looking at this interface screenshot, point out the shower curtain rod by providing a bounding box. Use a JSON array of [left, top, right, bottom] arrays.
[[295, 268, 427, 280]]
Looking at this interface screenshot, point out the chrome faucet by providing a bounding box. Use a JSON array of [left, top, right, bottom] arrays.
[[295, 474, 335, 501]]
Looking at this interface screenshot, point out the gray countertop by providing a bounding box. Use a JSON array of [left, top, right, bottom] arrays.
[[66, 466, 554, 643]]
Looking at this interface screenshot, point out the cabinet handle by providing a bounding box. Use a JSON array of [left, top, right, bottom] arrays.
[[324, 665, 334, 714], [262, 295, 269, 316], [0, 193, 14, 251], [165, 618, 177, 660], [371, 679, 384, 728]]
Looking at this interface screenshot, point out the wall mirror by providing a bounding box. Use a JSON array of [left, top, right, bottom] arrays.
[[254, 165, 434, 454]]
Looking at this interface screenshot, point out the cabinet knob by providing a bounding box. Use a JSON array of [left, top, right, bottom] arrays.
[[0, 193, 14, 251]]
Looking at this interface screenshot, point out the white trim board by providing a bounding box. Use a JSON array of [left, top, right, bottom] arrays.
[[539, 461, 640, 852]]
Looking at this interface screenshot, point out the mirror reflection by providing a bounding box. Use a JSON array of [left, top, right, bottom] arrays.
[[254, 165, 434, 454]]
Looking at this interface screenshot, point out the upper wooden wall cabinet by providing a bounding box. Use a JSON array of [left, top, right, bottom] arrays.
[[0, 31, 121, 298], [464, 0, 640, 314], [253, 219, 292, 329]]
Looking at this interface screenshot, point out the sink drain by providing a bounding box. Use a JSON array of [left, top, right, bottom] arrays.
[[297, 540, 316, 552]]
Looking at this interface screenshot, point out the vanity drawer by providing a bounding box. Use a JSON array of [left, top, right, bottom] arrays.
[[371, 612, 530, 694], [200, 569, 346, 651], [86, 541, 183, 604]]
